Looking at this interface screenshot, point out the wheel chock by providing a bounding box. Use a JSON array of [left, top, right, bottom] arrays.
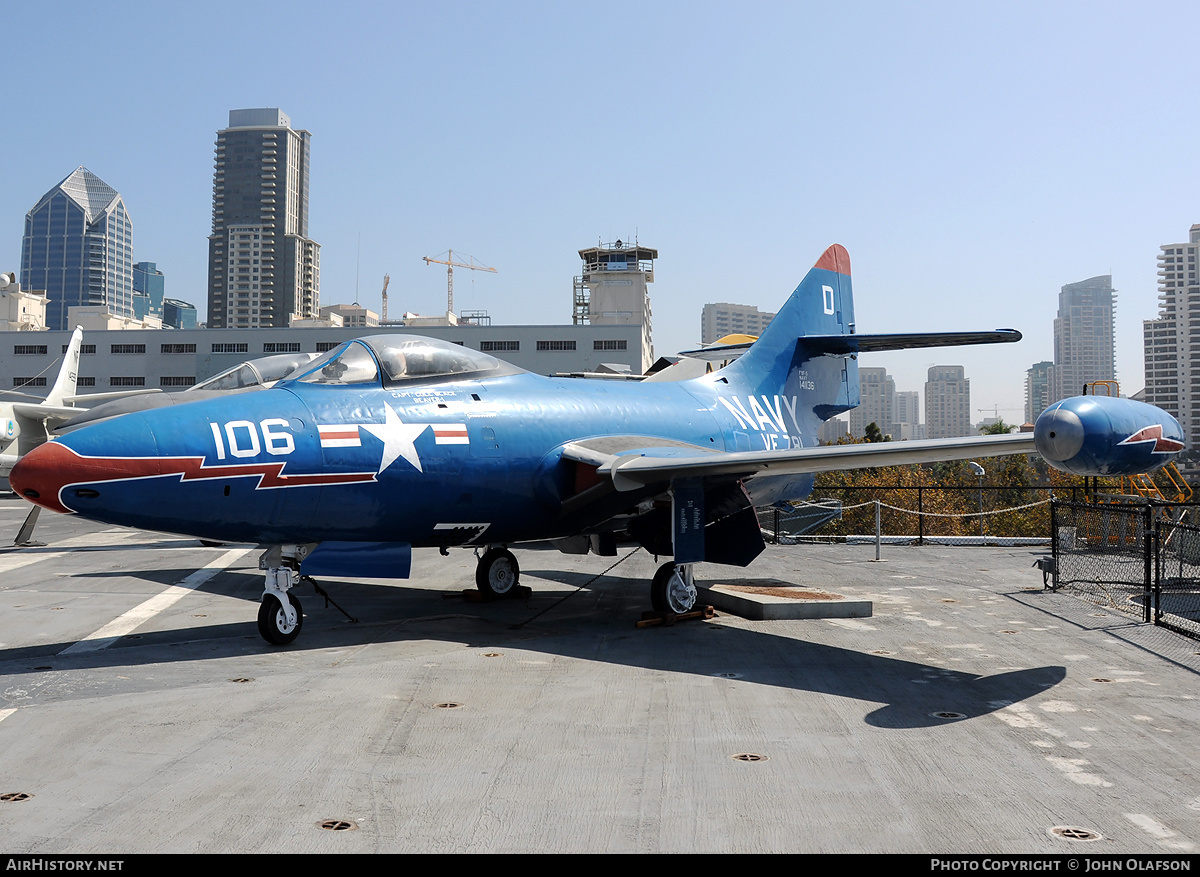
[[636, 605, 715, 628]]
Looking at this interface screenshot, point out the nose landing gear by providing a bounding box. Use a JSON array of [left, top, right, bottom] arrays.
[[256, 544, 316, 645], [258, 590, 303, 645], [258, 566, 303, 645]]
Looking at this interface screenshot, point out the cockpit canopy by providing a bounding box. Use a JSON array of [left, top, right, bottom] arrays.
[[189, 352, 321, 392], [289, 335, 523, 387]]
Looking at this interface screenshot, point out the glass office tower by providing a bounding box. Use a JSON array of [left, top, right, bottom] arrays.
[[21, 167, 134, 330]]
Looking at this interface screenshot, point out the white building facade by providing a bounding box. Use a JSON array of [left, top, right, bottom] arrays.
[[700, 302, 775, 345]]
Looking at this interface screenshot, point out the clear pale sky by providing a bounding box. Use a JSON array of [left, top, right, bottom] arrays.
[[5, 1, 1198, 420]]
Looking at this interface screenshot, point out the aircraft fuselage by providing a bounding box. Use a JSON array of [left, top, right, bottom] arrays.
[[14, 366, 828, 548]]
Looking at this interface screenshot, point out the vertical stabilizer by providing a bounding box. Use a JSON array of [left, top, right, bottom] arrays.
[[713, 245, 858, 421], [47, 327, 82, 407]]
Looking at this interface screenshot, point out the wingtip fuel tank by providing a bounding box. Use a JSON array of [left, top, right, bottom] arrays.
[[1034, 395, 1184, 476]]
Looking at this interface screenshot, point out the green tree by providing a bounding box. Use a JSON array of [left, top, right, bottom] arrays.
[[980, 418, 1013, 435], [864, 421, 890, 443]]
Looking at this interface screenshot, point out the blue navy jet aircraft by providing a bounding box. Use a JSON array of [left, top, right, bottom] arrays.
[[9, 245, 1185, 645]]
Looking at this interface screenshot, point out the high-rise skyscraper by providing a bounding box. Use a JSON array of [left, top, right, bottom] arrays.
[[925, 365, 971, 438], [207, 108, 320, 329], [1144, 225, 1198, 464], [21, 167, 134, 331], [1049, 275, 1115, 403], [849, 367, 894, 438], [1025, 360, 1052, 425]]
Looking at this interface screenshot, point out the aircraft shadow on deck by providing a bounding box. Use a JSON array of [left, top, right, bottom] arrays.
[[0, 562, 1067, 730], [0, 538, 218, 556]]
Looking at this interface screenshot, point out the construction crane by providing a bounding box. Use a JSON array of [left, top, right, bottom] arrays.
[[381, 274, 390, 323], [977, 405, 1022, 419], [422, 250, 497, 316]]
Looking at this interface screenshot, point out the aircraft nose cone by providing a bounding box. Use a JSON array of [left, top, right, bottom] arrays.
[[10, 441, 117, 514], [11, 441, 66, 511], [1034, 407, 1085, 462]]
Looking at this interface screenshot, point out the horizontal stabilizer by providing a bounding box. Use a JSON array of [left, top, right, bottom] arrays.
[[802, 330, 1021, 355], [681, 329, 1021, 362], [11, 401, 83, 423]]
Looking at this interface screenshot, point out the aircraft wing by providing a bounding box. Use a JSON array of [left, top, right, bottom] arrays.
[[567, 433, 1036, 492]]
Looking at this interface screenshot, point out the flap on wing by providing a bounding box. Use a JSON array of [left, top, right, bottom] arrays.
[[598, 433, 1037, 492], [801, 330, 1022, 355], [561, 435, 721, 467]]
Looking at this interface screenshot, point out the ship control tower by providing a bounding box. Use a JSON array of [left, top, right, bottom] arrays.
[[573, 239, 656, 372]]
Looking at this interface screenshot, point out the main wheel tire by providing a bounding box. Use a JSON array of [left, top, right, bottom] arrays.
[[476, 548, 519, 597], [257, 592, 303, 645], [650, 562, 697, 614], [650, 562, 674, 613]]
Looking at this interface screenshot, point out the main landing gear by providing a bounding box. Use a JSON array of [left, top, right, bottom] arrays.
[[259, 566, 303, 645], [475, 546, 520, 598], [651, 561, 698, 614]]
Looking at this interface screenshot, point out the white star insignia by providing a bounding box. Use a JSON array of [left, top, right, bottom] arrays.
[[361, 403, 429, 474]]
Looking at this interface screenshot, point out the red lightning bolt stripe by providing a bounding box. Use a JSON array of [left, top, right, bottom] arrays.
[[13, 442, 377, 515], [1118, 425, 1185, 454]]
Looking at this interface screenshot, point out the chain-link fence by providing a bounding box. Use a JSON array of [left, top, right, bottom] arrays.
[[1153, 514, 1200, 639], [754, 487, 1200, 643], [1050, 500, 1152, 622], [1048, 500, 1200, 641]]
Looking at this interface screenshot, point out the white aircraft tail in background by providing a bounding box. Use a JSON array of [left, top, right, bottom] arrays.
[[0, 327, 157, 477]]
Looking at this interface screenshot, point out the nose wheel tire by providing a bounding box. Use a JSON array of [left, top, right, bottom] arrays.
[[258, 593, 303, 645], [651, 562, 698, 614], [476, 548, 520, 597]]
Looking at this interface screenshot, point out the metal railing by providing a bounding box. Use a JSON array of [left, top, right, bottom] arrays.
[[772, 485, 1059, 545]]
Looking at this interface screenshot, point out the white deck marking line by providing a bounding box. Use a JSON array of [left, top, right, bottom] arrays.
[[0, 708, 15, 724], [0, 531, 153, 577], [0, 551, 70, 575], [1124, 813, 1176, 839], [61, 547, 255, 654]]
